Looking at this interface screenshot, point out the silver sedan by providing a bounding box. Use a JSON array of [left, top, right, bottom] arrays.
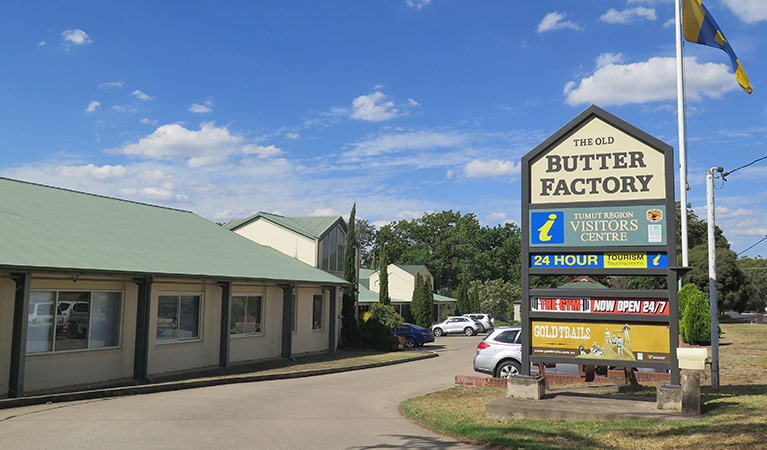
[[473, 326, 522, 378]]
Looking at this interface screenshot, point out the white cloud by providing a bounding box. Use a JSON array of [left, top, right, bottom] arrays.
[[110, 122, 285, 168], [132, 90, 152, 101], [488, 212, 507, 221], [600, 7, 657, 24], [38, 41, 46, 46], [406, 0, 432, 10], [663, 18, 675, 28], [350, 91, 400, 122], [284, 132, 300, 139], [344, 130, 466, 158], [241, 144, 283, 158], [85, 100, 101, 113], [408, 98, 420, 106], [595, 52, 624, 68], [58, 164, 127, 180], [140, 118, 158, 125], [564, 56, 738, 106], [189, 103, 213, 113], [464, 160, 520, 178], [722, 0, 767, 24], [62, 29, 92, 50], [537, 12, 582, 33], [311, 208, 337, 216], [99, 81, 125, 88]]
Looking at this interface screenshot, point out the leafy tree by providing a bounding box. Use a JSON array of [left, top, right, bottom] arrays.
[[341, 203, 359, 345], [681, 285, 711, 345], [737, 256, 767, 312], [421, 275, 435, 326], [687, 244, 751, 312], [378, 247, 390, 305], [354, 218, 377, 268], [677, 283, 700, 337], [473, 279, 520, 322], [359, 303, 402, 351], [411, 273, 433, 328]]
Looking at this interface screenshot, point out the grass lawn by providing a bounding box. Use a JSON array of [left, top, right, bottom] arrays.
[[400, 323, 767, 449]]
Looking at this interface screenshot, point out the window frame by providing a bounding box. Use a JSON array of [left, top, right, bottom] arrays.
[[230, 293, 265, 338], [312, 293, 324, 331], [156, 291, 204, 344], [27, 289, 124, 355]]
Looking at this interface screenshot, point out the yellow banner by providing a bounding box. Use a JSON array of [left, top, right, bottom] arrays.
[[531, 321, 670, 362], [604, 252, 646, 268]]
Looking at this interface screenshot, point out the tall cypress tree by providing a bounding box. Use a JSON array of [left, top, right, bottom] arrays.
[[341, 203, 358, 345], [411, 273, 424, 324], [469, 284, 480, 313], [379, 247, 390, 305], [455, 276, 469, 315], [423, 275, 434, 324]]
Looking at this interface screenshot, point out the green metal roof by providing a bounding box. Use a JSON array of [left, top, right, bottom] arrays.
[[395, 264, 427, 276], [224, 212, 344, 240], [0, 178, 345, 285]]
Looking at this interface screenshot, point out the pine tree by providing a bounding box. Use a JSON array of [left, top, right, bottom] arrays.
[[421, 275, 434, 326], [455, 276, 469, 315], [379, 247, 390, 305], [469, 284, 480, 313], [341, 203, 358, 345]]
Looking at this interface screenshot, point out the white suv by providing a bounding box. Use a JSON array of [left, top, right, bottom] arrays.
[[473, 326, 522, 378], [462, 314, 494, 332], [431, 316, 483, 336]]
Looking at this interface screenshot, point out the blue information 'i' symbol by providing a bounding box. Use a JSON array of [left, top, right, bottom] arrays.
[[531, 211, 564, 244]]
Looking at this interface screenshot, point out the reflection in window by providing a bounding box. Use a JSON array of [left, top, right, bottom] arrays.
[[321, 234, 329, 270], [312, 294, 323, 330], [157, 294, 201, 342], [319, 224, 346, 273], [336, 226, 344, 274], [231, 295, 263, 336], [328, 227, 337, 272], [26, 290, 122, 354]]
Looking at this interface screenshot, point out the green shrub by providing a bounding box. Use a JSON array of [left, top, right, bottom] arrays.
[[682, 285, 711, 345], [359, 304, 403, 351]]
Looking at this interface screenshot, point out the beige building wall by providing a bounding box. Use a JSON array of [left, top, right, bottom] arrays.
[[234, 219, 317, 267], [147, 282, 221, 376], [229, 285, 283, 363], [23, 277, 137, 393], [292, 286, 328, 355], [368, 265, 433, 302], [0, 278, 15, 396]]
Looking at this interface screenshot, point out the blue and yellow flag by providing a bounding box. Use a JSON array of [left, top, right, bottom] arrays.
[[683, 0, 752, 94]]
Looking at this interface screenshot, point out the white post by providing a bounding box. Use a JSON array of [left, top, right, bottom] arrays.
[[676, 0, 690, 268], [706, 167, 721, 390]]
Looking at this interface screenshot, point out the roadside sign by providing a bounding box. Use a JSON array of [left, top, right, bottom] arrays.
[[530, 252, 668, 269], [530, 297, 669, 315], [520, 105, 679, 382], [530, 205, 666, 247]]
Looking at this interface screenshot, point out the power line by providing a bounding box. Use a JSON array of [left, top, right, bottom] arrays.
[[738, 234, 767, 256], [722, 155, 767, 179]]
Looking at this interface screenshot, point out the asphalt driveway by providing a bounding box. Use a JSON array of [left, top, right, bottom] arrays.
[[0, 335, 485, 449]]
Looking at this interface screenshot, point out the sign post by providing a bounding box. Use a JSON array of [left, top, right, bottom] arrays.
[[521, 105, 679, 385]]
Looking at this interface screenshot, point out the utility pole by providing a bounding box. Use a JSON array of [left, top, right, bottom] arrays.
[[706, 167, 722, 391]]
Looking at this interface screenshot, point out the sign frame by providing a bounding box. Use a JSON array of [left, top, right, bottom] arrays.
[[520, 105, 680, 384]]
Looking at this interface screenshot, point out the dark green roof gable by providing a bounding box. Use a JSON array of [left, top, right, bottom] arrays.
[[0, 178, 345, 285], [395, 264, 427, 276]]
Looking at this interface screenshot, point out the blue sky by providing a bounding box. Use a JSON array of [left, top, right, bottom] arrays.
[[2, 0, 767, 256]]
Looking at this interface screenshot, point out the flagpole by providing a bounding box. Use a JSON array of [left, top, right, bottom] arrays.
[[676, 0, 689, 269]]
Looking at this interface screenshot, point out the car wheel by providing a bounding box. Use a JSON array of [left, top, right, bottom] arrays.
[[67, 322, 79, 339], [405, 337, 417, 348], [495, 360, 521, 378], [433, 328, 443, 337], [464, 327, 475, 336]]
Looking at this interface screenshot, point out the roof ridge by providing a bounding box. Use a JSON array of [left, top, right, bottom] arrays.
[[0, 177, 193, 214]]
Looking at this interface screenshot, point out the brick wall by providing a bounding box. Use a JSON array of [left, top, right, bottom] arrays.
[[455, 370, 671, 388]]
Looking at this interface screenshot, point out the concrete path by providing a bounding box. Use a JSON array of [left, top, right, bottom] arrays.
[[0, 335, 485, 449]]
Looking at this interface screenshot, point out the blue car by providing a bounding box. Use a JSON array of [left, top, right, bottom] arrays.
[[393, 323, 435, 348]]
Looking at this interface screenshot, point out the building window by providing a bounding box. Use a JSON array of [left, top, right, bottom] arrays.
[[26, 290, 122, 354], [157, 294, 201, 342], [319, 224, 346, 273], [291, 293, 297, 333], [312, 294, 323, 330], [231, 294, 263, 336]]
